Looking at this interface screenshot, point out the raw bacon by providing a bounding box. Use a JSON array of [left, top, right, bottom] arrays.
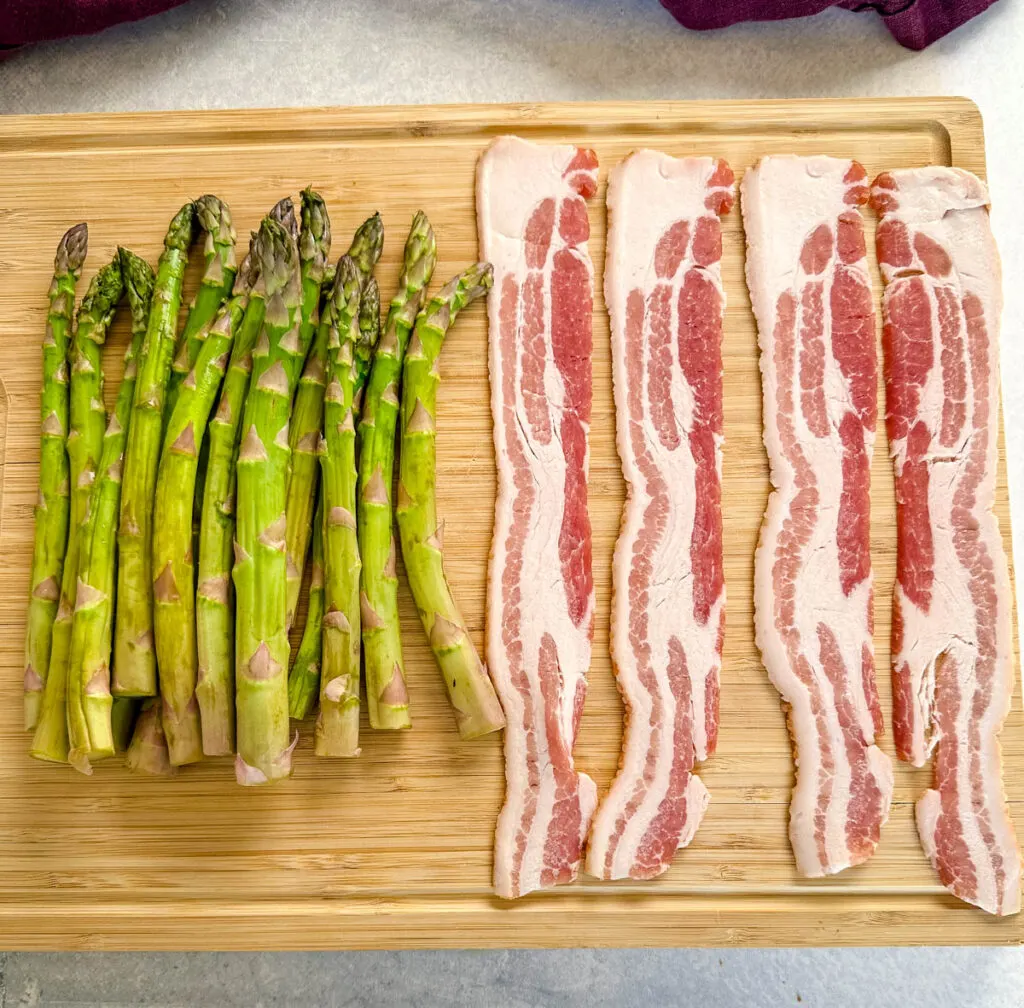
[[586, 151, 733, 881], [479, 136, 598, 899], [742, 155, 893, 877], [872, 167, 1021, 915]]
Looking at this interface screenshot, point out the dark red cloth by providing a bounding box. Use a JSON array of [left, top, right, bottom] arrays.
[[660, 0, 1000, 50], [1, 0, 188, 47], [0, 0, 999, 53]]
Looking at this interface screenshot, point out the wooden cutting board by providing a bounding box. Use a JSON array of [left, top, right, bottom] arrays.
[[0, 98, 1019, 949]]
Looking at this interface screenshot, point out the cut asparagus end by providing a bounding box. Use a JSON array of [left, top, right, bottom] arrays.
[[314, 707, 361, 757], [125, 699, 177, 776]]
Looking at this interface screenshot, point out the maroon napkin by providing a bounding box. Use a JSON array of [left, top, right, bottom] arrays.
[[1, 0, 187, 49], [660, 0, 1000, 50], [0, 0, 999, 55]]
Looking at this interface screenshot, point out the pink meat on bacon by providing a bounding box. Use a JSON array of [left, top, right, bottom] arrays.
[[585, 151, 733, 881], [478, 136, 598, 899], [742, 155, 893, 877], [872, 167, 1021, 916]]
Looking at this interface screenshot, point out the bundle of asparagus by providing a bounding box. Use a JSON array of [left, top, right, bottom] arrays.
[[22, 193, 506, 783]]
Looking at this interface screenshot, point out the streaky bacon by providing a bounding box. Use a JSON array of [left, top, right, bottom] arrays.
[[872, 166, 1021, 916], [741, 155, 893, 877], [479, 136, 598, 899], [585, 151, 733, 881]]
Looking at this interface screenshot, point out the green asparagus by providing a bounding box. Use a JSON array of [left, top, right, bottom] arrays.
[[287, 495, 324, 720], [358, 212, 436, 731], [114, 201, 196, 698], [164, 195, 236, 421], [397, 265, 505, 739], [66, 249, 154, 773], [282, 190, 332, 629], [24, 223, 86, 731], [32, 255, 123, 763], [317, 256, 363, 756], [285, 212, 383, 629], [154, 292, 247, 766], [195, 235, 266, 757], [233, 217, 302, 784]]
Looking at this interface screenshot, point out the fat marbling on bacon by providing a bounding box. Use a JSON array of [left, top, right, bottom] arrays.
[[585, 151, 733, 881], [741, 155, 893, 877], [478, 136, 598, 899], [872, 167, 1021, 916]]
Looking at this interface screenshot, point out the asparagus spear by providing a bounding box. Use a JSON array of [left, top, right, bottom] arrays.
[[316, 257, 363, 756], [125, 698, 177, 776], [358, 212, 436, 731], [233, 217, 302, 784], [114, 201, 196, 698], [195, 236, 266, 757], [397, 265, 506, 739], [287, 495, 324, 720], [164, 195, 237, 421], [24, 223, 86, 731], [285, 221, 384, 720], [282, 190, 332, 629], [31, 255, 123, 763], [153, 291, 248, 766], [66, 249, 154, 773], [354, 275, 381, 422], [285, 212, 383, 629]]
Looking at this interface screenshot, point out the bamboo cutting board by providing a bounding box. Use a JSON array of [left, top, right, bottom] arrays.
[[0, 98, 1019, 950]]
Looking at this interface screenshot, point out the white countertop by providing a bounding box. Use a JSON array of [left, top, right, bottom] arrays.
[[1, 0, 1023, 1004]]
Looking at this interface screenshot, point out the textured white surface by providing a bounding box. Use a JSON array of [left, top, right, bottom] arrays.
[[1, 0, 1024, 1000]]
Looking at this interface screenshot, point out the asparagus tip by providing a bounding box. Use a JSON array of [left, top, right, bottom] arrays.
[[56, 222, 88, 274], [270, 196, 299, 242], [299, 188, 331, 271], [347, 211, 385, 276], [194, 194, 236, 247]]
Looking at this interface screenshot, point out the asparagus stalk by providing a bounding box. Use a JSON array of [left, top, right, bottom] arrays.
[[153, 292, 247, 765], [317, 257, 363, 756], [285, 212, 383, 629], [195, 236, 266, 756], [66, 249, 154, 773], [283, 190, 332, 629], [287, 495, 324, 720], [397, 265, 506, 739], [164, 195, 237, 421], [114, 201, 196, 697], [125, 698, 177, 776], [24, 223, 86, 731], [354, 275, 381, 422], [358, 212, 436, 731], [31, 255, 123, 763], [233, 217, 302, 785]]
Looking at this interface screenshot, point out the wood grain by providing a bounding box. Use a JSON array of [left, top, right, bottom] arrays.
[[0, 98, 1019, 949]]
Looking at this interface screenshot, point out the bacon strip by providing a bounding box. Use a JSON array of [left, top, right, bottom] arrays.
[[872, 167, 1021, 915], [585, 152, 733, 881], [742, 155, 893, 877], [479, 136, 598, 899]]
